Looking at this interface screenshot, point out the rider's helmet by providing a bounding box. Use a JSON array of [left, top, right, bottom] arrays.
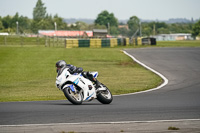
[[55, 60, 67, 73]]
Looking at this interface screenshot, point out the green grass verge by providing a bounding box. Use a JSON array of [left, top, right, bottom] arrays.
[[157, 40, 200, 47], [0, 36, 45, 46], [0, 46, 162, 102]]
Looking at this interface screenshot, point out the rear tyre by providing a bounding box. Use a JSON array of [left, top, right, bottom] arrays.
[[97, 84, 113, 104], [63, 87, 83, 105]]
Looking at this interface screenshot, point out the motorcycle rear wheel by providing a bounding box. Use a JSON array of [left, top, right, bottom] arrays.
[[63, 87, 83, 105], [97, 84, 113, 104]]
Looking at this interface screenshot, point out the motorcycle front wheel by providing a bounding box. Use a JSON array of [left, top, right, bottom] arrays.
[[97, 84, 113, 104], [63, 87, 83, 105]]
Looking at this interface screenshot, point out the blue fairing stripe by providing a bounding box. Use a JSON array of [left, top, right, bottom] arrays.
[[94, 73, 97, 78], [85, 92, 94, 101], [69, 85, 75, 92], [73, 78, 79, 85]]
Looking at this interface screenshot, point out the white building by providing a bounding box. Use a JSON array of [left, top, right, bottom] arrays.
[[0, 33, 9, 36], [153, 33, 193, 41]]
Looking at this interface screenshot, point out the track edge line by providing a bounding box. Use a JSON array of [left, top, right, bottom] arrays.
[[114, 50, 169, 97], [1, 119, 200, 127]]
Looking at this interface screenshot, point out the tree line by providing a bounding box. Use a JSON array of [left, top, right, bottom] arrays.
[[0, 0, 200, 38]]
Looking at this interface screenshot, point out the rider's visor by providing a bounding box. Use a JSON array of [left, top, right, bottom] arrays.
[[56, 67, 61, 73]]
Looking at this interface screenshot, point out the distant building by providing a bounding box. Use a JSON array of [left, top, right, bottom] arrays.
[[0, 33, 9, 36], [153, 33, 193, 41], [196, 36, 200, 40], [93, 29, 108, 38], [118, 25, 129, 30], [83, 31, 93, 37]]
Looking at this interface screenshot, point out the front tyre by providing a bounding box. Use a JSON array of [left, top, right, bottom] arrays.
[[97, 84, 113, 104], [63, 87, 83, 105]]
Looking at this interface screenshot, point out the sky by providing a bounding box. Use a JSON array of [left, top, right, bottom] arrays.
[[0, 0, 200, 21]]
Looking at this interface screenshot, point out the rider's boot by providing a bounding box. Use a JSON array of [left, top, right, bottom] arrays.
[[93, 78, 101, 89], [86, 72, 101, 89]]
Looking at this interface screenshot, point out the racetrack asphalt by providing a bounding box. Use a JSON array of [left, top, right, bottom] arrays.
[[0, 47, 200, 132]]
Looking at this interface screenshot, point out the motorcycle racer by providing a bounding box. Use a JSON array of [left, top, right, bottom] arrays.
[[55, 60, 101, 89]]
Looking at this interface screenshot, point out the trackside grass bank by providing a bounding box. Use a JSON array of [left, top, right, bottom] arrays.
[[0, 47, 162, 102], [157, 40, 200, 47]]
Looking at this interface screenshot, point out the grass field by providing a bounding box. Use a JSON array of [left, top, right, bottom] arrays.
[[0, 46, 163, 102]]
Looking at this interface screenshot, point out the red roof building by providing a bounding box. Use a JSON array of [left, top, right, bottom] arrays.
[[39, 30, 93, 37]]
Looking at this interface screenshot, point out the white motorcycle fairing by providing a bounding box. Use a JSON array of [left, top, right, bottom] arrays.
[[56, 68, 104, 101]]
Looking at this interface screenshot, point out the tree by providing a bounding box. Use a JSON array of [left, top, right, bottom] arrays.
[[19, 16, 32, 33], [127, 16, 140, 37], [75, 21, 88, 30], [10, 13, 32, 34], [94, 10, 118, 33], [1, 15, 12, 29], [147, 21, 168, 35], [110, 26, 119, 35], [118, 27, 129, 37], [0, 21, 3, 30], [127, 16, 140, 30], [192, 20, 200, 38], [33, 0, 47, 21], [142, 23, 152, 36], [157, 27, 170, 34], [53, 14, 68, 30], [88, 24, 106, 30]]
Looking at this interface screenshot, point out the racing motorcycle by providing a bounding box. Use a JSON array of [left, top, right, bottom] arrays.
[[56, 68, 113, 105]]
